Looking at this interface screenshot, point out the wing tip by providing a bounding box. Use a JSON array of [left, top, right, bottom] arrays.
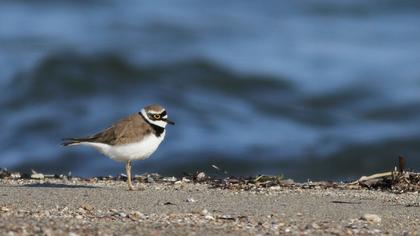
[[61, 138, 81, 147]]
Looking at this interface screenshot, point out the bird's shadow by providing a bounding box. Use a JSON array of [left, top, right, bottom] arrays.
[[21, 183, 99, 189]]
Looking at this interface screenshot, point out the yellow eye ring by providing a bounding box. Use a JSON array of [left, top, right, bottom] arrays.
[[153, 114, 161, 119]]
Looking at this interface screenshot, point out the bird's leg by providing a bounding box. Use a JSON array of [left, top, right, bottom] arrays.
[[125, 161, 134, 191]]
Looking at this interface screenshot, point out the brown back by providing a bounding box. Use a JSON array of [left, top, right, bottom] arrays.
[[84, 113, 153, 145]]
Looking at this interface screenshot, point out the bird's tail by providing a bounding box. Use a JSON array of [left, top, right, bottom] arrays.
[[61, 137, 90, 146]]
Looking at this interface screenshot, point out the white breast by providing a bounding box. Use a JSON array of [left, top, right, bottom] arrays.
[[80, 131, 165, 162]]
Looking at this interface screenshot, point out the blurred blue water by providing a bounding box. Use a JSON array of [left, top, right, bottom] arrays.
[[1, 0, 420, 181]]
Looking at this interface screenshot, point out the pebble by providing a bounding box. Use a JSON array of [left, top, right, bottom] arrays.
[[129, 211, 145, 221], [80, 204, 93, 212], [361, 214, 381, 224], [182, 177, 191, 183], [270, 186, 281, 190], [186, 197, 196, 203], [1, 206, 10, 212], [196, 172, 206, 181], [10, 173, 21, 179], [31, 173, 44, 180], [119, 212, 127, 218], [163, 177, 177, 182], [205, 214, 215, 220], [201, 209, 209, 216]]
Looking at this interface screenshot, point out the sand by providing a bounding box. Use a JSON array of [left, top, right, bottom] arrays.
[[0, 176, 419, 235]]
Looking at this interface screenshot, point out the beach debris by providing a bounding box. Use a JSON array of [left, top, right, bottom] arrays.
[[0, 168, 10, 178], [361, 214, 381, 224], [350, 156, 420, 192], [217, 215, 235, 221], [0, 156, 418, 193], [162, 201, 175, 206], [129, 211, 145, 221], [119, 174, 128, 181], [163, 176, 177, 182], [30, 170, 44, 180], [211, 164, 228, 174], [134, 173, 161, 183], [331, 200, 362, 205], [398, 155, 405, 173], [358, 172, 393, 182], [10, 172, 21, 179], [181, 177, 191, 183], [405, 202, 420, 207]]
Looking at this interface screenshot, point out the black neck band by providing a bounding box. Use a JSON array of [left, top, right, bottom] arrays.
[[139, 112, 165, 137]]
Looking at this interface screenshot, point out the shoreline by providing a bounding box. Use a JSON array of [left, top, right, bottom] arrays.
[[0, 171, 419, 235]]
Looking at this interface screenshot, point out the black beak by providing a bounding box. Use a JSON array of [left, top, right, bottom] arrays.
[[164, 118, 175, 125]]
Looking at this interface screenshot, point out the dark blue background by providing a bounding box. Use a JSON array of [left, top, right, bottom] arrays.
[[1, 0, 419, 181]]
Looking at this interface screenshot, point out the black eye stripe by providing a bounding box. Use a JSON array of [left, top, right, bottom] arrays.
[[148, 111, 166, 119]]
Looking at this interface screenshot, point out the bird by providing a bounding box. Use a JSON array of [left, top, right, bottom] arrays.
[[62, 104, 175, 190]]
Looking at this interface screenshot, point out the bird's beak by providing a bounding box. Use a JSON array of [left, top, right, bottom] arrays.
[[164, 118, 175, 125]]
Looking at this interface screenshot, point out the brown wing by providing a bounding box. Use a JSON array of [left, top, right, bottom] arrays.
[[63, 113, 153, 146]]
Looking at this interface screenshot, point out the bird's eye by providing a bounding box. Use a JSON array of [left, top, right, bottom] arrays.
[[153, 114, 161, 119]]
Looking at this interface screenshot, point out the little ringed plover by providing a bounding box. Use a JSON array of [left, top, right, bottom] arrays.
[[62, 104, 174, 190]]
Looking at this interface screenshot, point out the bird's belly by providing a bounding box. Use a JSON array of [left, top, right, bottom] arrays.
[[107, 135, 164, 161]]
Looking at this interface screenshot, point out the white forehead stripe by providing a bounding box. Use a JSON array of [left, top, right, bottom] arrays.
[[141, 108, 167, 128]]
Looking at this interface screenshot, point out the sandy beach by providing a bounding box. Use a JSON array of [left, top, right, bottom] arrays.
[[0, 174, 419, 235]]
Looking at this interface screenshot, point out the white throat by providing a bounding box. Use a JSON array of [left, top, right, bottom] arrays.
[[141, 109, 167, 128]]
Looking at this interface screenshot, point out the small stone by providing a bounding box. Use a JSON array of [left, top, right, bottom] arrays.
[[31, 173, 44, 180], [305, 223, 320, 229], [68, 232, 79, 236], [77, 208, 86, 214], [361, 214, 381, 224], [80, 204, 93, 212], [147, 176, 155, 183], [11, 172, 21, 179], [181, 177, 191, 183], [201, 209, 209, 216], [119, 212, 127, 218], [1, 206, 10, 212], [270, 186, 281, 190], [129, 211, 145, 221], [205, 214, 215, 220], [75, 215, 83, 220], [218, 215, 235, 220], [196, 172, 206, 181], [186, 197, 196, 203], [163, 177, 177, 182]]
